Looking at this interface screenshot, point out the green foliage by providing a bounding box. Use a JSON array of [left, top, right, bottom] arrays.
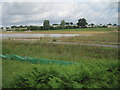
[[43, 20, 50, 30], [9, 26, 118, 31], [52, 39, 57, 42], [27, 26, 43, 30], [2, 40, 119, 88], [60, 20, 65, 29], [2, 40, 118, 62], [77, 18, 88, 28], [35, 27, 117, 31], [2, 60, 119, 88]]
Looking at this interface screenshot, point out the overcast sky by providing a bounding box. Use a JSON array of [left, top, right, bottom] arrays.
[[0, 0, 119, 27]]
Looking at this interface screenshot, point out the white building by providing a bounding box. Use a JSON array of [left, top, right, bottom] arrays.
[[52, 24, 60, 27], [1, 27, 11, 31]]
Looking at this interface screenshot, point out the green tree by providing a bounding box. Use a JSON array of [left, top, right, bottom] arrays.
[[11, 26, 17, 28], [19, 25, 23, 28], [43, 20, 50, 30], [70, 22, 73, 25], [1, 27, 3, 29], [77, 18, 88, 28], [91, 23, 94, 27], [60, 20, 65, 29], [113, 23, 117, 26], [107, 23, 112, 25], [65, 22, 69, 26]]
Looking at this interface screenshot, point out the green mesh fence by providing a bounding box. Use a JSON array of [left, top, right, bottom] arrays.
[[0, 54, 78, 65]]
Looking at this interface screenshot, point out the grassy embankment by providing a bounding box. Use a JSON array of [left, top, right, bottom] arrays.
[[2, 40, 119, 88]]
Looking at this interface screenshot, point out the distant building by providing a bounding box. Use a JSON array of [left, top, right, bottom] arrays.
[[86, 24, 95, 28], [73, 24, 77, 26], [107, 25, 117, 28], [1, 27, 11, 31], [52, 23, 77, 27], [52, 24, 60, 27], [1, 27, 6, 31]]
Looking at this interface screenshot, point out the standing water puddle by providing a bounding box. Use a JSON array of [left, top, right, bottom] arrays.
[[1, 34, 92, 39]]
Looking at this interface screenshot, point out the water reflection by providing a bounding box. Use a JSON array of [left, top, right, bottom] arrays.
[[2, 34, 93, 39]]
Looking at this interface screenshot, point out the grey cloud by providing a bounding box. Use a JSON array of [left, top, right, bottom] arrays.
[[1, 2, 118, 26], [2, 2, 54, 15]]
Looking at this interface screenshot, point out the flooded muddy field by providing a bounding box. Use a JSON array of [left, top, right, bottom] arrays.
[[1, 34, 92, 39]]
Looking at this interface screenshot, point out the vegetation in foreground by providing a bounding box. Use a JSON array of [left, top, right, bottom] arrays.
[[2, 40, 118, 61], [3, 59, 119, 88], [2, 40, 119, 88]]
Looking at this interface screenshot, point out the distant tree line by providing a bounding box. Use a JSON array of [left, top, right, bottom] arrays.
[[8, 18, 118, 31], [9, 18, 87, 31]]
